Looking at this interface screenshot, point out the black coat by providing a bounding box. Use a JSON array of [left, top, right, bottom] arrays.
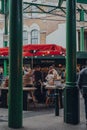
[[78, 68, 87, 98], [33, 70, 42, 82], [78, 68, 87, 89]]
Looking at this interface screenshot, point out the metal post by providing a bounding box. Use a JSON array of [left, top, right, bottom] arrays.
[[64, 0, 80, 124], [8, 0, 23, 128], [80, 9, 84, 21], [80, 27, 84, 51], [3, 0, 8, 76], [4, 59, 7, 76], [55, 87, 59, 116], [80, 10, 84, 51], [4, 0, 8, 47], [32, 55, 33, 69], [30, 50, 37, 69]]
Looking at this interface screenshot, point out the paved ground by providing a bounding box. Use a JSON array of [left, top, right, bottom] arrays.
[[0, 94, 87, 130]]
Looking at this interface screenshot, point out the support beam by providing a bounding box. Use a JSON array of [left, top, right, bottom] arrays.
[[0, 0, 4, 14], [80, 27, 84, 51], [58, 0, 64, 7], [8, 0, 23, 128], [3, 0, 8, 76], [3, 59, 7, 76], [77, 0, 87, 4], [80, 9, 84, 22], [64, 0, 80, 124], [80, 10, 85, 51]]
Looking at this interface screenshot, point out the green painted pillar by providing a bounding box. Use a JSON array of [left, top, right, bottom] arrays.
[[8, 0, 23, 128], [80, 9, 84, 22], [0, 0, 4, 13], [80, 27, 84, 51], [80, 10, 84, 51], [3, 0, 8, 76], [3, 59, 7, 76], [4, 0, 8, 47], [64, 0, 80, 124], [4, 59, 7, 76]]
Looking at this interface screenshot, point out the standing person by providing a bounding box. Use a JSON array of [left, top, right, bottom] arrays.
[[77, 67, 87, 125], [48, 65, 61, 80], [45, 70, 55, 105], [45, 70, 54, 85], [61, 68, 66, 81], [33, 65, 43, 103], [23, 68, 33, 88], [0, 67, 3, 85]]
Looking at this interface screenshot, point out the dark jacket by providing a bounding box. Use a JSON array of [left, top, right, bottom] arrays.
[[78, 67, 87, 98], [78, 68, 87, 89], [33, 70, 42, 82]]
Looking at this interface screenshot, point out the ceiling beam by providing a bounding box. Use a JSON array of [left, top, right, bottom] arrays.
[[77, 0, 87, 4], [58, 0, 64, 7]]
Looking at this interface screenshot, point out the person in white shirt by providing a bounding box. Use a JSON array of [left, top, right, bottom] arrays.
[[45, 70, 54, 85], [45, 70, 55, 105], [48, 66, 61, 80]]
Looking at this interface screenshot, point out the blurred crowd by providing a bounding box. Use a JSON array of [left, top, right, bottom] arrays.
[[0, 63, 87, 104]]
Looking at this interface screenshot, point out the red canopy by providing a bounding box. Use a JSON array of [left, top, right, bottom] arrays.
[[0, 44, 66, 57], [23, 44, 66, 56]]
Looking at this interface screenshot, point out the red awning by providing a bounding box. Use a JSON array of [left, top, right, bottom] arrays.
[[0, 44, 66, 57]]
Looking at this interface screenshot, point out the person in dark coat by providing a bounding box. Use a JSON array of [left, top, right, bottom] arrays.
[[77, 67, 87, 124], [33, 66, 43, 103], [0, 67, 3, 85]]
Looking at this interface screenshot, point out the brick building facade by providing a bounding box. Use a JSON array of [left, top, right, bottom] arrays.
[[0, 0, 87, 51]]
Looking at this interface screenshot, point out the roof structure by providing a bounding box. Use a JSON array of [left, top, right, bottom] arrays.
[[23, 0, 87, 28]]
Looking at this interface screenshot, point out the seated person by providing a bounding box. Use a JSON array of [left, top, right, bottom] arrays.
[[23, 69, 37, 102]]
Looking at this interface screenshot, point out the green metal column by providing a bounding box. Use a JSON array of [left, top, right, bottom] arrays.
[[8, 0, 23, 128], [64, 0, 80, 124], [3, 59, 7, 76], [80, 27, 84, 51], [4, 59, 7, 76], [80, 10, 84, 51], [3, 0, 8, 76], [80, 9, 84, 21], [4, 0, 8, 47]]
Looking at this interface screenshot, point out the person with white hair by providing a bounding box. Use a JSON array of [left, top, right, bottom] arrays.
[[49, 65, 61, 80]]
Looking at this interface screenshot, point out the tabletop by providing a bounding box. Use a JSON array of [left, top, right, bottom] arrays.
[[0, 87, 36, 91]]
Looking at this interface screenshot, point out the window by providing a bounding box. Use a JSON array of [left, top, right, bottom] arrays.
[[23, 30, 28, 44], [31, 29, 38, 44], [84, 12, 87, 22], [78, 31, 87, 51], [84, 32, 87, 50]]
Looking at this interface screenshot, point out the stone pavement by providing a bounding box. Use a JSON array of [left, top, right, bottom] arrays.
[[0, 95, 87, 130]]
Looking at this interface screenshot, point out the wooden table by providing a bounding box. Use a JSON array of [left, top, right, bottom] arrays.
[[0, 87, 36, 110]]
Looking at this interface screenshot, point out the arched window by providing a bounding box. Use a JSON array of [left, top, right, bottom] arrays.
[[31, 29, 38, 44]]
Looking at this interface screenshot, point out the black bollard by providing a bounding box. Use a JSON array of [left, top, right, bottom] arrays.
[[55, 87, 59, 116]]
